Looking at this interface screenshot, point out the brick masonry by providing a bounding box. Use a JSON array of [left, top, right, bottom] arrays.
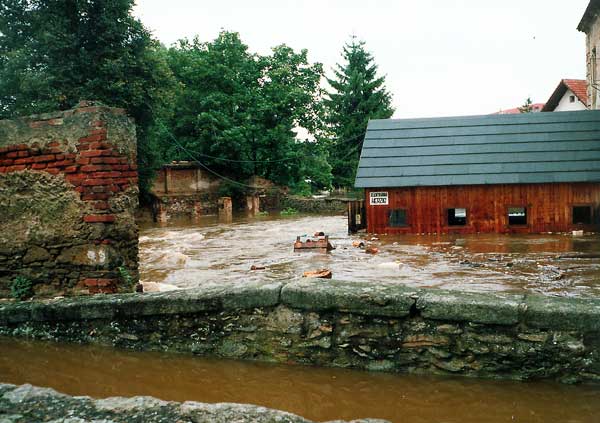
[[0, 101, 139, 296]]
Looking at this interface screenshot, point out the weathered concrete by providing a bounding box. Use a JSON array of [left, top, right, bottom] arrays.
[[0, 383, 387, 423], [0, 102, 139, 296], [1, 279, 599, 384], [279, 195, 348, 214]]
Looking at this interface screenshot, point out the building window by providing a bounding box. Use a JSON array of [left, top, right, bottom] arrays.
[[570, 95, 576, 103], [572, 206, 592, 225], [508, 207, 527, 225], [388, 209, 408, 227], [447, 208, 467, 226]]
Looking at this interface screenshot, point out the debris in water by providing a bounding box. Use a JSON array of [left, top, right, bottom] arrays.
[[250, 265, 266, 271], [294, 234, 334, 252], [352, 241, 365, 248], [303, 269, 332, 279], [135, 283, 144, 293], [365, 246, 379, 254], [572, 230, 584, 236]]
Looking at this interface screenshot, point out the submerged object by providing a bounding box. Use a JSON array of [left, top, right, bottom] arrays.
[[303, 269, 332, 278], [294, 234, 335, 252]]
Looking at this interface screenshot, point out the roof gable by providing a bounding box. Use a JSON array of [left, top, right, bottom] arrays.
[[542, 79, 588, 111], [355, 110, 600, 188]]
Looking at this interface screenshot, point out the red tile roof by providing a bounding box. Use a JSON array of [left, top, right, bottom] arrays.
[[541, 79, 588, 111], [493, 103, 545, 114], [563, 79, 588, 105]]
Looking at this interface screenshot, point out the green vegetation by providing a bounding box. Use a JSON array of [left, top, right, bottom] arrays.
[[324, 37, 395, 188], [0, 2, 394, 193], [118, 266, 133, 286], [10, 275, 33, 300], [280, 207, 299, 216], [518, 97, 534, 113]]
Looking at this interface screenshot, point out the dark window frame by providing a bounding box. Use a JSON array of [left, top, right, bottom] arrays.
[[572, 204, 593, 225], [388, 208, 409, 227], [446, 207, 468, 226], [507, 205, 528, 226]]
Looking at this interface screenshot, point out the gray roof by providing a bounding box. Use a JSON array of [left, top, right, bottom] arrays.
[[355, 110, 600, 188]]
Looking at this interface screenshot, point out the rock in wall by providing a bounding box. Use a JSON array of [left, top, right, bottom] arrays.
[[0, 101, 138, 297]]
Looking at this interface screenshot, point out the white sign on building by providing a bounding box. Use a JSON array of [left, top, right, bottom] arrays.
[[369, 191, 388, 205]]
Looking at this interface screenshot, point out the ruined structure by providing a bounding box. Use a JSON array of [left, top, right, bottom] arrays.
[[150, 161, 221, 221], [0, 102, 139, 296]]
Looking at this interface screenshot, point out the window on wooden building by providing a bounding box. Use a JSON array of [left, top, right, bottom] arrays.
[[388, 209, 408, 227], [508, 207, 527, 225], [572, 206, 592, 225], [447, 208, 467, 226]]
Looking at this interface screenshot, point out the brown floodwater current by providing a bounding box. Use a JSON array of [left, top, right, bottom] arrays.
[[139, 213, 600, 297], [1, 338, 600, 423]]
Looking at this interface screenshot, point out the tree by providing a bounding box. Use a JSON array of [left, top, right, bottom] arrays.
[[161, 32, 325, 189], [324, 37, 394, 188], [518, 97, 534, 113], [0, 0, 175, 197]]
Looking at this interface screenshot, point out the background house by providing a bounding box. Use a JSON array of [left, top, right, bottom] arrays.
[[542, 79, 588, 112], [355, 111, 600, 234]]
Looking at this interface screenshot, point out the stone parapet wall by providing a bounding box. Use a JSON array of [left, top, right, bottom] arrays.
[[279, 196, 348, 214], [0, 102, 139, 296], [0, 383, 384, 423], [1, 280, 599, 383]]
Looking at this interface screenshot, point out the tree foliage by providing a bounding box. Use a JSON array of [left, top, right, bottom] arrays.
[[518, 97, 533, 113], [0, 0, 175, 196], [324, 37, 394, 188], [161, 32, 325, 189]]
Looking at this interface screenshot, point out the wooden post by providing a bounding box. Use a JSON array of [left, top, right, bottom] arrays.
[[245, 194, 260, 216], [218, 196, 232, 223]]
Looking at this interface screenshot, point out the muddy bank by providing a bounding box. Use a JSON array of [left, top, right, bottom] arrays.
[[0, 383, 385, 423], [1, 279, 599, 384]]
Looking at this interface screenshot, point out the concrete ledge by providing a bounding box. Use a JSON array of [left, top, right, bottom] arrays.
[[415, 289, 525, 325], [281, 279, 416, 317], [523, 295, 600, 331]]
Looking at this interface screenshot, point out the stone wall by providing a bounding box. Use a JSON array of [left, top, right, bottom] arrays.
[[1, 279, 599, 384], [279, 196, 348, 214], [0, 102, 139, 296]]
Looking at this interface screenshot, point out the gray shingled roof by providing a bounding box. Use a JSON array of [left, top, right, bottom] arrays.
[[355, 110, 600, 188]]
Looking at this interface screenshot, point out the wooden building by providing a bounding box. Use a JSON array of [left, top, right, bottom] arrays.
[[355, 111, 600, 234]]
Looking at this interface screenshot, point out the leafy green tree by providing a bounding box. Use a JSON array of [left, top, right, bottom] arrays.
[[162, 32, 325, 189], [518, 97, 534, 113], [0, 0, 175, 197], [324, 37, 394, 188]]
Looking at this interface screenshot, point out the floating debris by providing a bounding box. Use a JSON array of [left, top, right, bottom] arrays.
[[302, 269, 332, 279], [250, 265, 266, 271], [365, 246, 379, 254], [294, 234, 334, 252], [352, 241, 365, 248]]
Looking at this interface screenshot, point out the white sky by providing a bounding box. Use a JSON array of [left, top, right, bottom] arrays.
[[133, 0, 590, 119]]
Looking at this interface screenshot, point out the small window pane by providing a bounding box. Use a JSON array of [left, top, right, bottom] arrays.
[[573, 206, 592, 224], [570, 95, 576, 103], [448, 208, 467, 226], [508, 207, 527, 225], [389, 209, 407, 227]]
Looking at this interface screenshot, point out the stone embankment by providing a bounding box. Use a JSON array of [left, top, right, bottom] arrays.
[[279, 195, 349, 214], [0, 102, 139, 296], [0, 383, 387, 423], [1, 279, 599, 383]]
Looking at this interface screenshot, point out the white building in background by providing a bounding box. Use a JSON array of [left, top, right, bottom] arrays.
[[542, 79, 588, 112]]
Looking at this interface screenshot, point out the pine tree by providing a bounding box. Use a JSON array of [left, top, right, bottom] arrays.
[[324, 37, 394, 188], [518, 97, 534, 113]]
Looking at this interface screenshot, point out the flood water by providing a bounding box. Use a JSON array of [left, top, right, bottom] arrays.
[[139, 213, 600, 297], [1, 338, 599, 423]]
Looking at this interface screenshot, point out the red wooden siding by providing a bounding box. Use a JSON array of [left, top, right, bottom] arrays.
[[365, 183, 600, 234]]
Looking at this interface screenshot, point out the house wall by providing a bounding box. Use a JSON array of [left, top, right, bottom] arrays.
[[554, 89, 587, 111], [585, 13, 600, 109], [365, 183, 600, 234]]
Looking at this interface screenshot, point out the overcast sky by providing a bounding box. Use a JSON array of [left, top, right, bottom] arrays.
[[133, 0, 590, 119]]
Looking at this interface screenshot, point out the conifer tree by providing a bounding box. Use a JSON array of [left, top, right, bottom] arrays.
[[324, 37, 394, 188]]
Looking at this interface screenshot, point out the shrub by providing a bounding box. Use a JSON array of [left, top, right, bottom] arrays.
[[10, 276, 33, 301], [280, 207, 299, 216], [118, 266, 133, 286]]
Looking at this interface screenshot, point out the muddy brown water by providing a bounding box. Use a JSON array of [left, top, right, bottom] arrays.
[[1, 338, 599, 423], [139, 213, 600, 297]]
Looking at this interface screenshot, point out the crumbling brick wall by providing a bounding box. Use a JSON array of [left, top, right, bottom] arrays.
[[0, 101, 138, 296]]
